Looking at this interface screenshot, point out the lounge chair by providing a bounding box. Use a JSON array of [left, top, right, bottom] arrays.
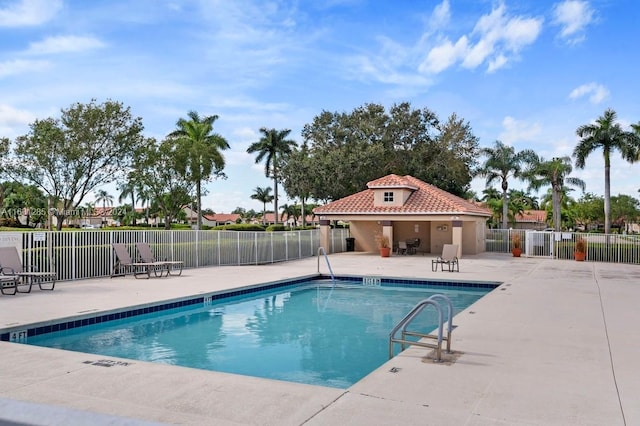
[[136, 242, 183, 276], [0, 247, 56, 292], [0, 267, 19, 295], [431, 244, 459, 272], [111, 244, 168, 279]]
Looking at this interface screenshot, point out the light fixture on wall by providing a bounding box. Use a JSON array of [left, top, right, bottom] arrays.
[[414, 224, 419, 233]]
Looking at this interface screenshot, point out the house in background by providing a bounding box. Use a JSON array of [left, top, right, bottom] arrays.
[[511, 210, 548, 230], [253, 213, 319, 227], [314, 174, 492, 256]]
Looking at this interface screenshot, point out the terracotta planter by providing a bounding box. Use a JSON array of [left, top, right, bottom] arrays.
[[512, 248, 522, 257], [574, 251, 586, 261], [379, 247, 391, 257]]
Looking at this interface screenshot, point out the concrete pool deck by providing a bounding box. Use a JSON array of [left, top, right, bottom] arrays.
[[0, 252, 638, 425]]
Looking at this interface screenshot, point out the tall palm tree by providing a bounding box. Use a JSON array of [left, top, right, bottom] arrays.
[[573, 109, 638, 233], [94, 189, 113, 227], [250, 186, 274, 225], [476, 141, 536, 229], [117, 180, 137, 226], [247, 128, 297, 225], [524, 156, 585, 231], [168, 111, 230, 230]]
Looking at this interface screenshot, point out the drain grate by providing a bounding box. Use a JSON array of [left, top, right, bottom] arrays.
[[83, 359, 132, 368]]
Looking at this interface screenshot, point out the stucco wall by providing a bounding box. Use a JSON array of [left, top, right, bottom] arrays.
[[349, 221, 382, 252], [392, 222, 429, 253]]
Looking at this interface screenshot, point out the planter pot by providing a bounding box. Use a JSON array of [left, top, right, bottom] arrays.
[[574, 251, 586, 261], [512, 248, 522, 257], [379, 247, 391, 257]]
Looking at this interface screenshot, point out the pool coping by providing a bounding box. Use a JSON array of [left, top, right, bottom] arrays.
[[0, 253, 637, 425]]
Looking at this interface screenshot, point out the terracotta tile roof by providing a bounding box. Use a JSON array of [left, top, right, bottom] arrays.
[[515, 210, 547, 223], [314, 174, 491, 216], [210, 213, 240, 223]]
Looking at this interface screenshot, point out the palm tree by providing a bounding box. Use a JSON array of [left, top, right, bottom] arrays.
[[573, 109, 639, 233], [94, 189, 113, 227], [524, 156, 585, 231], [247, 128, 297, 225], [476, 141, 536, 229], [117, 180, 137, 226], [168, 111, 230, 230], [250, 186, 274, 225]]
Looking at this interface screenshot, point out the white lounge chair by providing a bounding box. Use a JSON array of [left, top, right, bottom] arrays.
[[431, 244, 459, 272]]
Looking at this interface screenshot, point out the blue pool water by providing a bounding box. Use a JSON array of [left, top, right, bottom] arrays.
[[24, 278, 493, 388]]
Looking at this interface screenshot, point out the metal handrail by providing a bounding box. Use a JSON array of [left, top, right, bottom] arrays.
[[316, 247, 335, 284], [427, 294, 455, 353], [389, 296, 450, 362]]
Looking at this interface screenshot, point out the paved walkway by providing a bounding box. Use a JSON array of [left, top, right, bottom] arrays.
[[0, 252, 638, 425]]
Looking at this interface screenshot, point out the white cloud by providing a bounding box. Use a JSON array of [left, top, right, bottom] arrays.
[[420, 36, 468, 74], [0, 59, 51, 77], [569, 82, 609, 104], [429, 0, 450, 30], [0, 104, 36, 138], [0, 0, 62, 27], [499, 116, 542, 144], [424, 2, 543, 74], [26, 36, 106, 55], [552, 0, 595, 44]]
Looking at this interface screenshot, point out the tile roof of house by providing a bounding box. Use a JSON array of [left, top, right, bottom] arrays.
[[515, 210, 548, 223], [207, 213, 240, 223], [314, 174, 491, 216]]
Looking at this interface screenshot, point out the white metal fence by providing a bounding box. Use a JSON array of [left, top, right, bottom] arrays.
[[485, 229, 640, 264], [8, 229, 350, 282]]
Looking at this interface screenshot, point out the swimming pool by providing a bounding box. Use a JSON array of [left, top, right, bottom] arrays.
[[15, 276, 497, 388]]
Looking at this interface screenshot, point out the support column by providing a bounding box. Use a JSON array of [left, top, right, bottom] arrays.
[[319, 219, 331, 254], [452, 220, 463, 258], [382, 220, 393, 249]]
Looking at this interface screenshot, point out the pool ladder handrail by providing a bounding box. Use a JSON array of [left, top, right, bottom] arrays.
[[388, 294, 456, 362], [317, 247, 336, 284]]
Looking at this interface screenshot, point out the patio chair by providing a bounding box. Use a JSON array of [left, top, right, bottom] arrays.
[[0, 246, 57, 292], [396, 241, 408, 255], [111, 244, 168, 279], [135, 242, 184, 276], [0, 267, 19, 295], [431, 244, 459, 272]]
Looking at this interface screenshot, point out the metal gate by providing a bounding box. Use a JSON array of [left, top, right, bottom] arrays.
[[524, 231, 554, 258]]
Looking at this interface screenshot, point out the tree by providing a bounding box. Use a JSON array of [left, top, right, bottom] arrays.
[[94, 189, 114, 227], [8, 99, 144, 230], [250, 186, 274, 225], [476, 141, 536, 229], [573, 109, 639, 234], [247, 128, 297, 225], [280, 145, 315, 227], [610, 194, 640, 232], [117, 180, 138, 226], [299, 103, 478, 201], [572, 193, 605, 231], [412, 112, 480, 196], [524, 156, 585, 231], [168, 111, 229, 230], [130, 138, 193, 230]]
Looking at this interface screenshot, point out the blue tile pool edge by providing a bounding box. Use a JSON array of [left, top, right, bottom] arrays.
[[1, 274, 501, 342]]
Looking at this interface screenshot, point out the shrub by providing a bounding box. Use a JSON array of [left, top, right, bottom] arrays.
[[266, 224, 288, 232], [212, 224, 266, 231]]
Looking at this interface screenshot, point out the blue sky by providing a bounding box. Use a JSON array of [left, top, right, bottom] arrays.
[[1, 0, 639, 213]]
